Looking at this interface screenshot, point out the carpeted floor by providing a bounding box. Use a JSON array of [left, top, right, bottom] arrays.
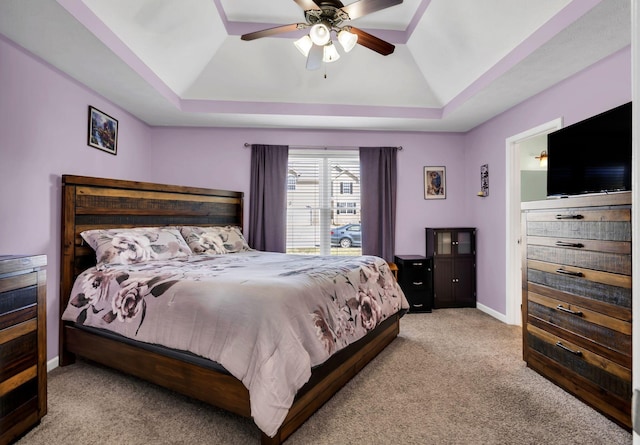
[[16, 309, 631, 444]]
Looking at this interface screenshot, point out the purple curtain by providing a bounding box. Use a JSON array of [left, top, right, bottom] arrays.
[[248, 144, 289, 252], [359, 147, 398, 262]]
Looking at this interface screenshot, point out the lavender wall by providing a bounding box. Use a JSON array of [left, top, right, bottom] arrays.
[[464, 46, 632, 315], [0, 36, 153, 363]]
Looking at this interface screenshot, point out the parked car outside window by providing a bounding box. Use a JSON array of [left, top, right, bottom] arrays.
[[330, 223, 361, 248]]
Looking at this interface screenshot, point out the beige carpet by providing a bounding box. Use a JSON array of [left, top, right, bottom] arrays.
[[17, 309, 631, 444]]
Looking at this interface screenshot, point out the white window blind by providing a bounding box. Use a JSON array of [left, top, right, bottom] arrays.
[[286, 150, 361, 256]]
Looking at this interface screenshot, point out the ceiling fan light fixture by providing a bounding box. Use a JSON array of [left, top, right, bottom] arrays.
[[337, 29, 358, 53], [323, 42, 340, 63], [294, 35, 313, 57], [309, 22, 331, 46]]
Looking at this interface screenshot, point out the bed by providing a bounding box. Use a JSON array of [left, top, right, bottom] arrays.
[[59, 175, 408, 444]]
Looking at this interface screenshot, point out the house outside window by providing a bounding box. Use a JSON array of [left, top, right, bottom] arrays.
[[286, 150, 361, 256]]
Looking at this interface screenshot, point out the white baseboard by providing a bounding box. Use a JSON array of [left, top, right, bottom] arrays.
[[476, 302, 509, 324], [47, 356, 59, 373]]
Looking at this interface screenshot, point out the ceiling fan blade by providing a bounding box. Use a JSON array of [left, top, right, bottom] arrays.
[[350, 27, 395, 55], [341, 0, 403, 21], [293, 0, 321, 11], [306, 44, 323, 70], [241, 23, 304, 41]]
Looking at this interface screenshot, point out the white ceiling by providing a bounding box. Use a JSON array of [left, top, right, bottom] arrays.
[[0, 0, 631, 132]]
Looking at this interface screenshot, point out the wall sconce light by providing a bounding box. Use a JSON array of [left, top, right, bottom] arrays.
[[535, 150, 548, 167]]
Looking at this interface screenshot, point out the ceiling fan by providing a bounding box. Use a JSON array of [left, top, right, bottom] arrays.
[[241, 0, 403, 70]]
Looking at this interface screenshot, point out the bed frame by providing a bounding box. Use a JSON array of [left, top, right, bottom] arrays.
[[59, 174, 402, 444]]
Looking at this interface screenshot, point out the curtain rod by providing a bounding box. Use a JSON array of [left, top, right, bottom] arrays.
[[243, 143, 402, 150]]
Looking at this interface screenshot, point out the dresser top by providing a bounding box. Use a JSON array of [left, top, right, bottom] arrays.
[[521, 191, 631, 211], [394, 255, 427, 261], [0, 255, 47, 275]]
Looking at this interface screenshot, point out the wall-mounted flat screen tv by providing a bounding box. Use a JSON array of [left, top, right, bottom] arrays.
[[546, 102, 632, 198]]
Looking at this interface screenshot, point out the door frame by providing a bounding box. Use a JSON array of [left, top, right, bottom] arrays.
[[505, 118, 562, 325]]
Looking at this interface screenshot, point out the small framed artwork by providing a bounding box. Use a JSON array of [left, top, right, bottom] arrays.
[[88, 106, 118, 155], [424, 166, 446, 199]]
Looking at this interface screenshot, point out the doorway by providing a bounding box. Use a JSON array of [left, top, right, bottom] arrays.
[[504, 118, 562, 326]]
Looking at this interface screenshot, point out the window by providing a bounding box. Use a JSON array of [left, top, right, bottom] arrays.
[[286, 150, 361, 256], [336, 201, 357, 214], [287, 174, 297, 191]]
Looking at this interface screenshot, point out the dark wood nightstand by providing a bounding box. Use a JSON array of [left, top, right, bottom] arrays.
[[394, 255, 433, 312]]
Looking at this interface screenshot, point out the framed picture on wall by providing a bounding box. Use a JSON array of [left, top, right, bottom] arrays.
[[424, 166, 446, 199], [88, 106, 118, 155]]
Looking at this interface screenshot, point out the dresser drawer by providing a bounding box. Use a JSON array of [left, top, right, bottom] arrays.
[[403, 290, 431, 312], [527, 281, 631, 323], [526, 244, 630, 276], [0, 274, 39, 331], [526, 325, 631, 401], [526, 264, 631, 309], [0, 321, 38, 382], [0, 379, 38, 423], [401, 262, 427, 286], [527, 295, 631, 367], [402, 273, 428, 291], [525, 208, 631, 242]]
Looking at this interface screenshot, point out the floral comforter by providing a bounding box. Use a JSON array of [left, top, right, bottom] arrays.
[[62, 251, 408, 437]]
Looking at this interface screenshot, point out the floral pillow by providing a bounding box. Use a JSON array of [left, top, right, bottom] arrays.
[[81, 227, 193, 266], [179, 226, 252, 255]]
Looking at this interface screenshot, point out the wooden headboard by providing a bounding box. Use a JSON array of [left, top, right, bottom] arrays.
[[59, 174, 244, 336]]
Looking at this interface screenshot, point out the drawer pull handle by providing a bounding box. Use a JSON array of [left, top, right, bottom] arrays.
[[555, 268, 583, 277], [412, 281, 423, 286], [413, 263, 423, 266], [555, 214, 584, 220], [555, 341, 582, 356], [555, 241, 584, 248], [556, 305, 583, 316], [413, 304, 424, 308]]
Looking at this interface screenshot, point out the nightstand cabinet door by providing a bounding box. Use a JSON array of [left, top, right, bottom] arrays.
[[426, 228, 476, 308], [394, 255, 433, 312], [0, 255, 47, 445]]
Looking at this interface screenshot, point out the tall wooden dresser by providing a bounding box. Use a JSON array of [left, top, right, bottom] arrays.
[[521, 193, 631, 429], [0, 255, 47, 445]]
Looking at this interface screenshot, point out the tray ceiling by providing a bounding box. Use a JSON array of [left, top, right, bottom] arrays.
[[0, 0, 631, 131]]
